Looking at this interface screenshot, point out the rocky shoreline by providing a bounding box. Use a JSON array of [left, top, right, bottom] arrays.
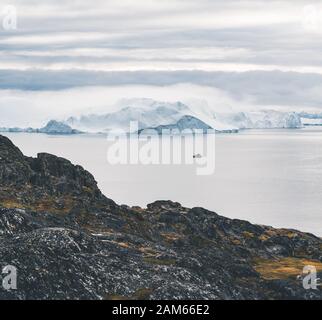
[[0, 134, 321, 300]]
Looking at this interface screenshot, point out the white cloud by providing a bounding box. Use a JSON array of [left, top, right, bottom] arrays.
[[1, 0, 322, 73], [1, 0, 322, 120], [1, 75, 322, 128]]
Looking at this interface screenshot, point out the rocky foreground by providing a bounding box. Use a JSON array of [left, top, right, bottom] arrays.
[[0, 135, 321, 300]]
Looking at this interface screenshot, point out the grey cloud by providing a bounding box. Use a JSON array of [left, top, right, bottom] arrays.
[[1, 69, 322, 109], [1, 0, 322, 112], [0, 0, 321, 74]]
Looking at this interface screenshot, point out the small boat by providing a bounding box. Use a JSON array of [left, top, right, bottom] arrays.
[[193, 154, 202, 159]]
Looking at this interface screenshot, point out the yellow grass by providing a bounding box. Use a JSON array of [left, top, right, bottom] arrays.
[[254, 257, 322, 280]]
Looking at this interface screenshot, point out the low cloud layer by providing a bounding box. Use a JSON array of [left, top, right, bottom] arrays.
[[1, 69, 322, 112], [1, 77, 322, 128]]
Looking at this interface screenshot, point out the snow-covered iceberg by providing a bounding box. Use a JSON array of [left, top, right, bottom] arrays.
[[67, 99, 190, 132], [39, 120, 82, 134], [0, 120, 82, 135], [299, 112, 322, 126], [139, 115, 231, 134], [65, 98, 303, 134], [216, 111, 302, 129], [66, 98, 239, 133]]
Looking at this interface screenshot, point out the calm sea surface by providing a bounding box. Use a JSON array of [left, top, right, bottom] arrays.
[[3, 128, 322, 236]]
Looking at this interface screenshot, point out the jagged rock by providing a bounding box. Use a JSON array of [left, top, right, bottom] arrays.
[[0, 135, 33, 185], [0, 135, 114, 214], [0, 135, 321, 300]]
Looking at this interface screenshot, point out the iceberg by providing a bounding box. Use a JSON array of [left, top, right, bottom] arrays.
[[1, 99, 303, 135], [139, 115, 214, 134], [299, 112, 322, 126], [215, 110, 302, 129], [65, 98, 302, 134], [0, 120, 82, 135], [66, 98, 238, 133], [39, 120, 82, 134]]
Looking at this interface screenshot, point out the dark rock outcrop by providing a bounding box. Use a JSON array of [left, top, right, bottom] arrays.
[[0, 135, 321, 300], [0, 135, 114, 214]]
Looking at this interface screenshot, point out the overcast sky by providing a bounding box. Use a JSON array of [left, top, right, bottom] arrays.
[[1, 0, 322, 126]]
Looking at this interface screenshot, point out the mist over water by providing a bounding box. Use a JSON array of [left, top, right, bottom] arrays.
[[3, 127, 322, 236]]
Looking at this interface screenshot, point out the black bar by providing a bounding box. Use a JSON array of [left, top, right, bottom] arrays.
[[0, 300, 319, 318]]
